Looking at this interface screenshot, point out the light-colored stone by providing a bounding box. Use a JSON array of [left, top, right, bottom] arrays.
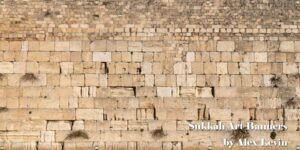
[[217, 41, 235, 51], [76, 109, 103, 120], [93, 52, 111, 62], [217, 63, 227, 74], [254, 52, 268, 62], [55, 41, 70, 51], [91, 40, 106, 51], [70, 41, 82, 51], [47, 121, 71, 130], [209, 109, 231, 120], [186, 52, 195, 62], [0, 62, 13, 73], [141, 63, 152, 74], [174, 62, 186, 74], [157, 87, 178, 97], [72, 120, 85, 130], [195, 87, 213, 97], [279, 41, 294, 52], [283, 63, 298, 74]]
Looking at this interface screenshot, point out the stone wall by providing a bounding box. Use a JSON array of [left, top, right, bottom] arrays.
[[0, 0, 299, 149]]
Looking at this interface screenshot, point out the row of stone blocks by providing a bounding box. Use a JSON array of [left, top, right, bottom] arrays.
[[2, 74, 300, 87], [1, 86, 300, 97], [0, 40, 299, 52], [1, 62, 300, 75], [0, 108, 298, 121]]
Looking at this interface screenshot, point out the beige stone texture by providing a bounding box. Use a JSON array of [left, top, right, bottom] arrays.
[[217, 41, 235, 51], [0, 1, 299, 148]]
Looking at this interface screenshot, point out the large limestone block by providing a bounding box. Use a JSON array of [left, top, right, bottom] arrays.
[[209, 109, 231, 120], [217, 41, 235, 51], [39, 62, 60, 73], [216, 63, 228, 74], [253, 41, 267, 51], [196, 87, 213, 98], [2, 120, 46, 131], [254, 52, 268, 62], [55, 41, 70, 51], [91, 40, 106, 51], [283, 62, 298, 74], [110, 87, 135, 97], [47, 121, 72, 130], [76, 109, 103, 120], [279, 41, 294, 52], [70, 41, 82, 51], [174, 62, 186, 74], [9, 41, 22, 51], [0, 41, 9, 50], [93, 52, 111, 62], [41, 131, 55, 142], [0, 109, 75, 120], [40, 41, 55, 51], [104, 109, 136, 120], [295, 41, 300, 52], [231, 109, 250, 121], [157, 87, 178, 97], [0, 62, 13, 73], [27, 52, 50, 62], [256, 109, 279, 120]]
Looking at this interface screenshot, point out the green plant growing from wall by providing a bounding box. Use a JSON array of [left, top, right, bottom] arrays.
[[151, 128, 166, 139], [231, 127, 250, 142], [0, 73, 4, 81], [270, 130, 277, 139], [65, 130, 89, 140], [270, 75, 282, 88], [0, 107, 8, 112], [21, 73, 39, 82], [285, 98, 297, 108]]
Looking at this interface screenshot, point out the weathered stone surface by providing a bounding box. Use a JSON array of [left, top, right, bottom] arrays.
[[76, 109, 103, 120], [0, 1, 299, 148], [217, 41, 235, 51], [93, 52, 111, 62], [0, 62, 13, 73]]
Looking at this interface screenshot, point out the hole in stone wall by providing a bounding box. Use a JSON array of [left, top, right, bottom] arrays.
[[211, 87, 215, 97], [137, 67, 141, 74], [102, 62, 109, 74]]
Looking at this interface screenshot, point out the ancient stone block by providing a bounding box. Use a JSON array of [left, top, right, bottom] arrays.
[[93, 52, 111, 62], [27, 52, 50, 62], [174, 62, 186, 74], [39, 62, 60, 73], [279, 41, 294, 52], [40, 41, 55, 51], [209, 109, 231, 120], [217, 63, 227, 74], [195, 87, 213, 97], [76, 109, 103, 120], [217, 41, 235, 51], [70, 41, 82, 51], [0, 62, 13, 73], [47, 121, 71, 130], [254, 52, 268, 62], [55, 41, 70, 51], [91, 40, 106, 51], [157, 87, 178, 97]]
